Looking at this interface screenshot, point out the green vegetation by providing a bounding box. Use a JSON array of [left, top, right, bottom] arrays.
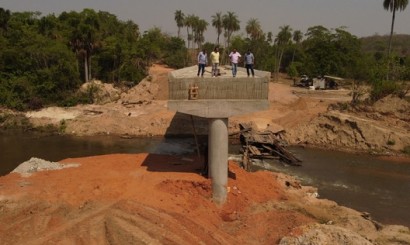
[[0, 8, 186, 111], [403, 146, 410, 155], [59, 119, 67, 134], [370, 80, 403, 101], [0, 112, 32, 129]]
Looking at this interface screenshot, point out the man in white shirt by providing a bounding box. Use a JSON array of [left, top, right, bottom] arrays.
[[228, 48, 241, 77]]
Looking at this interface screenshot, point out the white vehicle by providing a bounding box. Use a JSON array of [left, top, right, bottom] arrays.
[[312, 75, 343, 90]]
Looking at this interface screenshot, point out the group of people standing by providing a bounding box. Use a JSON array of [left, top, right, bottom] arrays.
[[197, 47, 255, 78]]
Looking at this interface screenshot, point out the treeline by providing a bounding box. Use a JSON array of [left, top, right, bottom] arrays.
[[361, 34, 410, 55], [177, 9, 410, 102], [174, 10, 409, 78], [0, 8, 186, 110]]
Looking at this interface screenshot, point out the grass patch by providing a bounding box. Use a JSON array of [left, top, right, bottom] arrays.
[[402, 146, 410, 155], [59, 120, 67, 134], [0, 113, 32, 130]]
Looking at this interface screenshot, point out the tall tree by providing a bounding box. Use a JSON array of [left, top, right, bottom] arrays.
[[222, 11, 240, 51], [266, 31, 273, 44], [291, 30, 303, 63], [174, 10, 185, 39], [211, 12, 223, 46], [67, 9, 101, 82], [188, 15, 200, 49], [245, 18, 262, 41], [383, 0, 409, 57], [275, 25, 292, 80], [184, 14, 197, 49], [193, 18, 208, 49], [302, 26, 361, 77]]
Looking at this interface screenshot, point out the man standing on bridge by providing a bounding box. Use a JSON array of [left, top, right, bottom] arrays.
[[244, 49, 255, 77], [229, 48, 241, 77], [197, 49, 208, 77], [210, 47, 220, 77]]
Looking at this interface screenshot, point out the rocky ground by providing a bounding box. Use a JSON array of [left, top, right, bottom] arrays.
[[1, 64, 410, 244]]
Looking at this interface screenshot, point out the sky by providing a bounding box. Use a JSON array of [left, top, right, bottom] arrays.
[[1, 0, 409, 42]]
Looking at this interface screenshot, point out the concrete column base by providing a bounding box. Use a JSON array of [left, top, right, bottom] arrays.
[[208, 118, 228, 205]]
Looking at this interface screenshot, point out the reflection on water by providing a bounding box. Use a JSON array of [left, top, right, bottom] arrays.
[[252, 146, 410, 227], [0, 131, 197, 176], [1, 131, 409, 227]]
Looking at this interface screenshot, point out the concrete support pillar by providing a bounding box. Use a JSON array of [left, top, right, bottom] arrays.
[[208, 118, 228, 205]]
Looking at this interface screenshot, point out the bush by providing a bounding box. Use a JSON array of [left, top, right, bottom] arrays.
[[27, 97, 43, 110], [164, 50, 187, 69], [57, 91, 93, 107], [287, 63, 299, 80], [59, 119, 67, 134], [402, 146, 410, 155], [0, 113, 32, 129], [370, 80, 399, 102]]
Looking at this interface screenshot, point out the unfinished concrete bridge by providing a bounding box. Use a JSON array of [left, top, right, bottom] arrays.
[[168, 65, 270, 204]]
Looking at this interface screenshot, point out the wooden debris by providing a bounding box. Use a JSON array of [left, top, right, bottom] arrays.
[[238, 123, 302, 170], [121, 100, 152, 107]]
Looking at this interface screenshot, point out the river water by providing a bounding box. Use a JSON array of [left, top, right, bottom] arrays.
[[1, 131, 409, 227]]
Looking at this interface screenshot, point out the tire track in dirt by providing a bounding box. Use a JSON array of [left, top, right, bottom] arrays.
[[1, 199, 235, 245]]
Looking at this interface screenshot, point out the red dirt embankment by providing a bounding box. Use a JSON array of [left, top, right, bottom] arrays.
[[1, 154, 409, 244], [0, 154, 313, 244]]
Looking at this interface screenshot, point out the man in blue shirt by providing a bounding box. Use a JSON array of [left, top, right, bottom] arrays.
[[244, 49, 255, 77], [197, 49, 208, 77]]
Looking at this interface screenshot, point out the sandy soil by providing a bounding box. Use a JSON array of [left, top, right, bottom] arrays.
[[1, 64, 410, 244]]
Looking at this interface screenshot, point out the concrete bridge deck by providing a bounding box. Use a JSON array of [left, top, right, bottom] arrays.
[[168, 65, 270, 118]]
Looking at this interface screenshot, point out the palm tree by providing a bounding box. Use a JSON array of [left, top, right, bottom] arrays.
[[266, 31, 273, 44], [222, 11, 240, 51], [291, 30, 303, 63], [193, 19, 208, 49], [211, 12, 223, 46], [68, 9, 101, 82], [174, 10, 185, 39], [184, 15, 196, 49], [383, 0, 409, 57], [275, 25, 292, 80], [245, 18, 262, 40], [189, 15, 200, 49]]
